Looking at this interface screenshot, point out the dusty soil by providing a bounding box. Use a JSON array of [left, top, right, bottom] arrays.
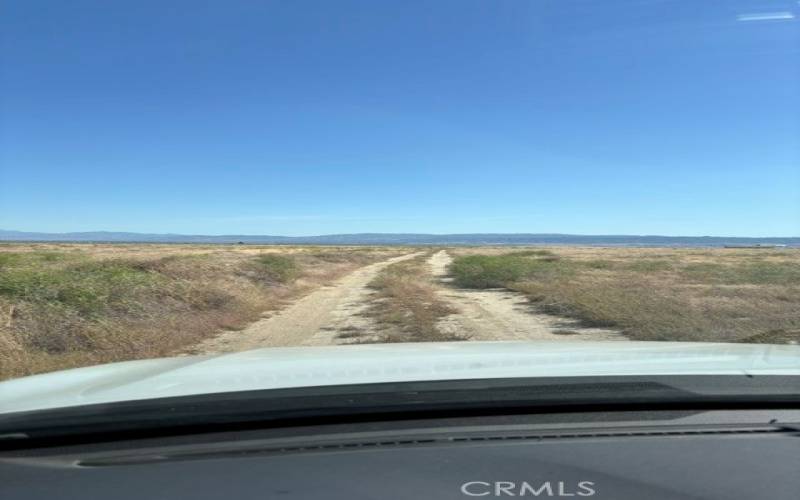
[[194, 249, 624, 354], [428, 250, 625, 342], [193, 252, 422, 353]]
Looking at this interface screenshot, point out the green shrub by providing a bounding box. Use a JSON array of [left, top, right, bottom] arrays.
[[505, 249, 555, 257], [449, 254, 572, 288], [251, 254, 299, 284], [681, 261, 800, 285], [0, 251, 73, 268], [0, 260, 162, 317]]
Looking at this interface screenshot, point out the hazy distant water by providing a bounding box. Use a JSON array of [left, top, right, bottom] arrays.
[[447, 235, 800, 247], [2, 230, 799, 247]]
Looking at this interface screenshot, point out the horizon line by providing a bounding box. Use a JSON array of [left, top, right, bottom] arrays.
[[1, 228, 799, 240]]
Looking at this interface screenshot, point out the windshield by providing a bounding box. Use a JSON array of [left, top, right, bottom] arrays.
[[0, 0, 799, 407]]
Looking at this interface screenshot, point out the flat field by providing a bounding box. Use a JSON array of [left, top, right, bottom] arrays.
[[1, 243, 798, 380], [0, 243, 404, 379]]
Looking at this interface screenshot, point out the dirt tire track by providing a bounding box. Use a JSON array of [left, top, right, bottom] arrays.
[[195, 252, 422, 353], [429, 250, 626, 342]]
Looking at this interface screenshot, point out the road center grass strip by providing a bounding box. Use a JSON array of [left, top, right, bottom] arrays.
[[359, 253, 464, 343]]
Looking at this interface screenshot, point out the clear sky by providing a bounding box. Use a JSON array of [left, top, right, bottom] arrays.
[[1, 0, 798, 236]]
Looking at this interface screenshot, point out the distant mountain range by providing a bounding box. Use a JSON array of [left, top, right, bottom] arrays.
[[1, 229, 799, 247]]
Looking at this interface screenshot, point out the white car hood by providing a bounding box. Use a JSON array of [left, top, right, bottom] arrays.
[[1, 341, 799, 415]]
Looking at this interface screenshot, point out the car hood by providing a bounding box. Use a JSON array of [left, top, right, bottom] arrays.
[[1, 341, 799, 415]]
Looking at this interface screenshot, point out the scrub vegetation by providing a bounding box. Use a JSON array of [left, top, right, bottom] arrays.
[[0, 244, 398, 379], [2, 243, 798, 381], [359, 253, 464, 343], [449, 247, 800, 344]]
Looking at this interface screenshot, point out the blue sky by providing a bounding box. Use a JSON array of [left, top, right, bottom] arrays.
[[1, 0, 798, 236]]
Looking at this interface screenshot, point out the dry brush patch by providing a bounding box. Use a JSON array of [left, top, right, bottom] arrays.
[[0, 244, 402, 379], [448, 247, 800, 343], [352, 253, 464, 343]]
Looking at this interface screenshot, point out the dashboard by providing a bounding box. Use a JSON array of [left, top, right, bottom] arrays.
[[2, 409, 798, 499]]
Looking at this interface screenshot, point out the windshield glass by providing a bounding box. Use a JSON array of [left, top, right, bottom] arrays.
[[0, 0, 798, 407]]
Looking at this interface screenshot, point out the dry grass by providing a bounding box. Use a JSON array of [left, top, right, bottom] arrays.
[[359, 253, 464, 343], [0, 244, 402, 379], [449, 246, 800, 344], [4, 243, 797, 380]]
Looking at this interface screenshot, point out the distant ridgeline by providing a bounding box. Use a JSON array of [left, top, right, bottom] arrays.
[[1, 230, 799, 247]]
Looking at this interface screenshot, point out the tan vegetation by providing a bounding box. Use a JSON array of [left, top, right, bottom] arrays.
[[449, 247, 800, 344], [0, 244, 401, 379], [430, 251, 624, 342], [190, 252, 421, 351], [353, 252, 465, 343], [3, 243, 797, 381]]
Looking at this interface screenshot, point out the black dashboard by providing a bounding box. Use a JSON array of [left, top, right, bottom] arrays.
[[2, 409, 798, 500]]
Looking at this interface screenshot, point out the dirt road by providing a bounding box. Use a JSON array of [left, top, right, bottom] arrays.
[[429, 250, 625, 342], [195, 252, 421, 353], [195, 250, 622, 354]]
